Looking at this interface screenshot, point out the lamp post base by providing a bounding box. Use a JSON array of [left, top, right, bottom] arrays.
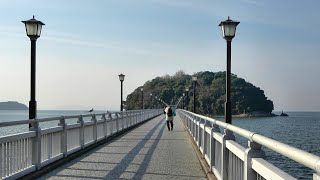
[[29, 100, 37, 128], [225, 101, 232, 124]]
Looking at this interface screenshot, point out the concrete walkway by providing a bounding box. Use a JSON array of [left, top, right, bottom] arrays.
[[37, 114, 207, 180]]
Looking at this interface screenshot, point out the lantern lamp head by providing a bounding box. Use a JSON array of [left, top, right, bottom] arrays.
[[118, 73, 125, 81], [219, 16, 240, 41], [22, 15, 45, 40]]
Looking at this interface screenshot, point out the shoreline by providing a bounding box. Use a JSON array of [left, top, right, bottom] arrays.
[[233, 113, 277, 118], [210, 113, 278, 118]]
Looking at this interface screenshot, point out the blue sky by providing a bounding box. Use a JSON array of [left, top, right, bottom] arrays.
[[0, 0, 320, 111]]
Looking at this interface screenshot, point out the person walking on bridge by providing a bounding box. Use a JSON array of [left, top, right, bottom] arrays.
[[164, 106, 175, 131]]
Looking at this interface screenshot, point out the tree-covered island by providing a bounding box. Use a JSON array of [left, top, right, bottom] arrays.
[[0, 101, 28, 110], [126, 71, 274, 117]]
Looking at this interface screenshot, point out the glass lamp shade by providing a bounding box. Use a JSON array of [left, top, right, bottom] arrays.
[[183, 93, 185, 96], [150, 93, 153, 96], [219, 16, 240, 40], [22, 16, 45, 39], [186, 88, 189, 92], [192, 76, 197, 81], [141, 88, 143, 91], [118, 73, 125, 81]]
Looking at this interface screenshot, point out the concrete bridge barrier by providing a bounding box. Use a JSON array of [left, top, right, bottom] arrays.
[[0, 109, 162, 180], [179, 109, 320, 180]]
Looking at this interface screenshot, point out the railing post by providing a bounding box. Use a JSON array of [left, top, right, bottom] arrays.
[[188, 114, 191, 132], [187, 114, 191, 134], [136, 110, 142, 124], [102, 114, 107, 138], [139, 110, 141, 123], [193, 115, 196, 139], [221, 129, 235, 180], [135, 111, 137, 125], [132, 111, 134, 126], [115, 113, 119, 133], [314, 160, 320, 180], [30, 120, 42, 170], [139, 111, 142, 123], [128, 111, 133, 127], [77, 115, 84, 149], [139, 111, 141, 123], [126, 112, 130, 128], [58, 116, 67, 157], [209, 124, 220, 172], [186, 113, 189, 129], [196, 116, 201, 147], [203, 119, 210, 158], [244, 141, 266, 180], [185, 113, 189, 130], [107, 112, 113, 135], [92, 114, 97, 143], [141, 111, 144, 122], [121, 112, 124, 130], [147, 110, 149, 119]]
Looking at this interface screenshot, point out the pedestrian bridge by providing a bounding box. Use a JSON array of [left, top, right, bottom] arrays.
[[0, 109, 320, 180]]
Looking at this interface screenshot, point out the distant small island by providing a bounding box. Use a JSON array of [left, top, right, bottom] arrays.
[[234, 111, 277, 118], [0, 101, 28, 110]]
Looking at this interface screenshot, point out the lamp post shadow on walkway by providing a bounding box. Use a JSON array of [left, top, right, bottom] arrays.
[[22, 16, 45, 128], [219, 16, 240, 124], [118, 73, 125, 111]]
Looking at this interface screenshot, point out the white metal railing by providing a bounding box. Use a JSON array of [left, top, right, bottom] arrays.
[[178, 109, 320, 180], [0, 109, 161, 180]]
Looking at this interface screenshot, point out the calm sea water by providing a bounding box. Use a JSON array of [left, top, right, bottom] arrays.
[[216, 112, 320, 179], [0, 110, 106, 136], [0, 110, 319, 179]]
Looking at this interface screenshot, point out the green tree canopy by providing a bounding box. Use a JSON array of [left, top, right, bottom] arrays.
[[126, 71, 274, 115]]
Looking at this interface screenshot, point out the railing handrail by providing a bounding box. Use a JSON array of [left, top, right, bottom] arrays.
[[0, 110, 145, 128], [179, 109, 320, 174], [0, 119, 36, 127]]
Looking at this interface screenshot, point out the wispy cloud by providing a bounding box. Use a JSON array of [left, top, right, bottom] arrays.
[[42, 30, 213, 63], [242, 0, 258, 5], [149, 0, 195, 9]]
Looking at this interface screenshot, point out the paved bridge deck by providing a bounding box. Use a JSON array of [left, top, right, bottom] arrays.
[[37, 114, 207, 179]]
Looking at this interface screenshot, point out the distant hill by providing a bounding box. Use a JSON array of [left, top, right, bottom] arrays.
[[0, 101, 28, 110], [126, 71, 274, 115]]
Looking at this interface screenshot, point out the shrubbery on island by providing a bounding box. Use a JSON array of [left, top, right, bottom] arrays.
[[126, 71, 274, 116]]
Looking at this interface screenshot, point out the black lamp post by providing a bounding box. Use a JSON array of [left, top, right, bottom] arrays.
[[219, 16, 240, 124], [185, 88, 189, 111], [150, 93, 153, 108], [155, 96, 158, 108], [22, 16, 45, 128], [192, 76, 197, 113], [182, 93, 185, 109], [141, 88, 144, 109], [118, 73, 125, 111]]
